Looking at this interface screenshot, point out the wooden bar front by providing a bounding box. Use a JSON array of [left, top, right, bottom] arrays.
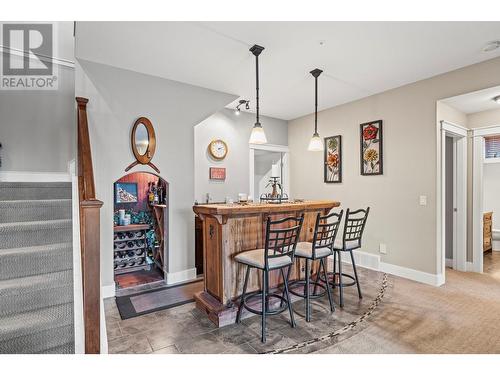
[[193, 200, 340, 327]]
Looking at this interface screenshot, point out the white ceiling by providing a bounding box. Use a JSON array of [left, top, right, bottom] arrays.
[[441, 85, 500, 114], [75, 22, 500, 120]]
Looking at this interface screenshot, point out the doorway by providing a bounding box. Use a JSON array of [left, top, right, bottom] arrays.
[[113, 172, 168, 292], [439, 120, 467, 277], [472, 126, 500, 274], [249, 144, 290, 201]]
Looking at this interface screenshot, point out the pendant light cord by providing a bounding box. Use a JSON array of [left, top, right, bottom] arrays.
[[314, 75, 318, 134], [255, 53, 260, 125]]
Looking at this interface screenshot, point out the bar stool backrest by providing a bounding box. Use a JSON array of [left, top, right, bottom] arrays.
[[342, 207, 370, 249], [264, 215, 304, 269], [312, 210, 343, 257]]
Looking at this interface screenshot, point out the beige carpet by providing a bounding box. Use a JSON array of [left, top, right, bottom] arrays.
[[317, 253, 500, 354]]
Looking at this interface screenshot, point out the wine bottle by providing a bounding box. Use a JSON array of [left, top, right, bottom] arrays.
[[153, 184, 159, 205], [149, 182, 155, 205]]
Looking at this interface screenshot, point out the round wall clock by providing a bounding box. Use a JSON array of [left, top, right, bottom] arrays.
[[208, 139, 228, 160]]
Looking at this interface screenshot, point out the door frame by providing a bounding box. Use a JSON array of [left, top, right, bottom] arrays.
[[438, 120, 467, 277], [471, 124, 500, 273], [249, 143, 290, 201]]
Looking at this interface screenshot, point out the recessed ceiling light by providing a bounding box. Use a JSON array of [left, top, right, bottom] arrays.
[[483, 40, 500, 52], [493, 95, 500, 104]]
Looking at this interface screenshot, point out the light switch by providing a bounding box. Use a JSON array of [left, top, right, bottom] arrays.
[[419, 195, 427, 206], [379, 243, 387, 254]]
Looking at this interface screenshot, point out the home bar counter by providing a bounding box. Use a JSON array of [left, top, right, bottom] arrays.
[[193, 200, 340, 327]]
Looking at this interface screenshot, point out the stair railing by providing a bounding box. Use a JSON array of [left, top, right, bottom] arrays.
[[76, 97, 103, 354]]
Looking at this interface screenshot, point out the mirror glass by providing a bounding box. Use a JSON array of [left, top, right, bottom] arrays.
[[135, 123, 149, 155]]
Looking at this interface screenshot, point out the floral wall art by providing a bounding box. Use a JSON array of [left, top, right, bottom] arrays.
[[324, 135, 342, 183], [360, 120, 383, 175]]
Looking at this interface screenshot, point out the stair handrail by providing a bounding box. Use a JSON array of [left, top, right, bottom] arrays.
[[76, 97, 103, 354]]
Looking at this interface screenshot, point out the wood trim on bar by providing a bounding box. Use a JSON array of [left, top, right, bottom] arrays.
[[76, 97, 103, 354]]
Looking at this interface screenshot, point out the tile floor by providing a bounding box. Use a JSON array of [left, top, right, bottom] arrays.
[[105, 264, 385, 354]]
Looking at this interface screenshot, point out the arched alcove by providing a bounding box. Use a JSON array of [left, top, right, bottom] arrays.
[[112, 171, 169, 291]]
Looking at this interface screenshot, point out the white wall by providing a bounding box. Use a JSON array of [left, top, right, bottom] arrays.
[[75, 59, 235, 289], [467, 107, 500, 128], [288, 57, 500, 276], [194, 109, 287, 203], [0, 22, 75, 173]]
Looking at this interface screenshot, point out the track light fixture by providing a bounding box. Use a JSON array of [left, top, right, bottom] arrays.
[[234, 99, 250, 115]]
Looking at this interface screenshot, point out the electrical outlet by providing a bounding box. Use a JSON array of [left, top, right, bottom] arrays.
[[379, 243, 387, 254]]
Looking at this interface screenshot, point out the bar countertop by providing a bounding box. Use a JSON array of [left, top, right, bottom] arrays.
[[193, 200, 340, 216]]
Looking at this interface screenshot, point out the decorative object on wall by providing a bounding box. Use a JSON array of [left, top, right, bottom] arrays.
[[249, 44, 267, 144], [234, 99, 250, 115], [209, 167, 226, 180], [115, 182, 138, 203], [125, 117, 160, 174], [360, 120, 383, 175], [324, 135, 342, 183], [208, 139, 228, 160], [308, 68, 324, 151]]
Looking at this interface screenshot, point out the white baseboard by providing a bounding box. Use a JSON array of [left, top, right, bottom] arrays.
[[166, 267, 197, 285], [327, 250, 380, 272], [379, 261, 444, 286], [327, 250, 444, 287], [445, 258, 453, 268], [0, 170, 71, 182], [102, 283, 116, 299], [466, 261, 478, 272], [492, 240, 500, 251]]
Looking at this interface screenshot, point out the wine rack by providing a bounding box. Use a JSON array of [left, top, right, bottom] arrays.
[[113, 224, 150, 275]]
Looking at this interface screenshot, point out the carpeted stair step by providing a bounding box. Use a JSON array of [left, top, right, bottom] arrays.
[[0, 242, 72, 281], [0, 270, 73, 317], [0, 303, 74, 354], [0, 219, 72, 250], [0, 199, 71, 223], [0, 182, 71, 201]]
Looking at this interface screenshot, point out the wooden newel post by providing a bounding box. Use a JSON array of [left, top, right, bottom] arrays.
[[76, 97, 103, 354]]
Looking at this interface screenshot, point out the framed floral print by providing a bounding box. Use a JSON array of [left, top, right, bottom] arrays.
[[360, 120, 383, 175], [324, 135, 342, 183]]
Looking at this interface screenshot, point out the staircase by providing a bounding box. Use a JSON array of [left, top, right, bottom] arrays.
[[0, 182, 75, 354]]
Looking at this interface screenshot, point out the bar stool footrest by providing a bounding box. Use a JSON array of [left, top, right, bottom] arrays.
[[288, 279, 327, 298], [242, 292, 289, 316], [319, 272, 357, 287]]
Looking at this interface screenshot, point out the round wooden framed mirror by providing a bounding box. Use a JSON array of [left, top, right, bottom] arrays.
[[125, 117, 160, 173]]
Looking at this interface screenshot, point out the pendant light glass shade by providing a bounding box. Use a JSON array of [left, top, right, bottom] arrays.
[[249, 44, 267, 144], [249, 123, 267, 144], [308, 132, 323, 151], [308, 68, 323, 151]]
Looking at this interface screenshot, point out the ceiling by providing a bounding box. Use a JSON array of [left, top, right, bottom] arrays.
[[441, 85, 500, 114], [76, 22, 500, 120]]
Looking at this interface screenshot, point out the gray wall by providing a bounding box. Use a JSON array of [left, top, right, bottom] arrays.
[[75, 59, 235, 288], [0, 22, 75, 173], [194, 109, 287, 203], [289, 57, 500, 276]]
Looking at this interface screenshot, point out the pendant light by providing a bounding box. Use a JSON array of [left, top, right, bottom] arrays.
[[308, 68, 323, 151], [249, 44, 267, 144]]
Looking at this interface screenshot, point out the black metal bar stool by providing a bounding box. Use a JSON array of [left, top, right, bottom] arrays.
[[289, 210, 343, 322], [318, 207, 369, 307], [234, 215, 304, 343]]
